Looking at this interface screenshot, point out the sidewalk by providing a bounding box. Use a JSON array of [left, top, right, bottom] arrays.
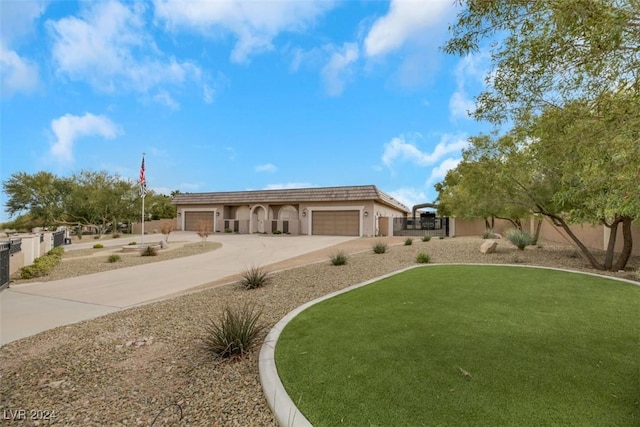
[[0, 233, 358, 346]]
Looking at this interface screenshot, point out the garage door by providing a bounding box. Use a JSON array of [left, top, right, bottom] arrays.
[[312, 210, 359, 236], [184, 211, 214, 232]]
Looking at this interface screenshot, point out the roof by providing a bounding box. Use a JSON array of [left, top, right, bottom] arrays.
[[171, 185, 410, 213]]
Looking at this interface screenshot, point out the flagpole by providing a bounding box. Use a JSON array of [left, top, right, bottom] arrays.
[[140, 153, 146, 245]]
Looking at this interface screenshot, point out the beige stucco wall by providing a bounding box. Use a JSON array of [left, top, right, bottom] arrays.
[[453, 217, 640, 256], [175, 200, 407, 237]]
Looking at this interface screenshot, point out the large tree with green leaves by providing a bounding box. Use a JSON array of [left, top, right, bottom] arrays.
[[2, 171, 72, 228], [65, 170, 138, 236], [440, 0, 640, 271]]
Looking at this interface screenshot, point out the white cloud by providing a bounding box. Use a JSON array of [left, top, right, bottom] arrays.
[[153, 91, 180, 110], [264, 182, 313, 190], [0, 42, 39, 96], [48, 1, 201, 96], [154, 0, 336, 64], [364, 0, 452, 58], [382, 134, 468, 167], [0, 0, 46, 43], [50, 113, 121, 163], [426, 157, 462, 185], [255, 163, 278, 173], [449, 52, 491, 120], [0, 1, 46, 97], [387, 187, 429, 209], [321, 42, 359, 96]]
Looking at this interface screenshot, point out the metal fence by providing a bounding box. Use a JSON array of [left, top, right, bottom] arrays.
[[53, 230, 66, 248], [393, 216, 449, 237], [0, 242, 9, 290]]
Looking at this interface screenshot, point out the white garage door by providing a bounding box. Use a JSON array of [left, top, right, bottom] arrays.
[[312, 210, 359, 236]]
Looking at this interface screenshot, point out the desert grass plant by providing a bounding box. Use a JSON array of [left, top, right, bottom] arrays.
[[415, 252, 431, 263], [107, 254, 121, 263], [202, 304, 265, 359], [404, 238, 413, 246], [422, 235, 431, 242], [93, 243, 104, 249], [20, 247, 64, 279], [506, 229, 533, 250], [240, 264, 269, 289], [141, 246, 158, 257], [372, 241, 388, 254], [330, 251, 348, 266], [482, 228, 495, 239]]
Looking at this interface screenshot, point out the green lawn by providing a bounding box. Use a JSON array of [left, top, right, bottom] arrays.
[[275, 265, 640, 426]]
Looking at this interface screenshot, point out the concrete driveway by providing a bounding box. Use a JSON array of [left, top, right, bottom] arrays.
[[0, 232, 357, 346]]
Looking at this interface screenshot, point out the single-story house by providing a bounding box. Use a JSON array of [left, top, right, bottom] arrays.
[[171, 185, 410, 237]]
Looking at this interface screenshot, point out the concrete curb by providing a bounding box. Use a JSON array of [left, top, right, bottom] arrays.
[[258, 263, 639, 426]]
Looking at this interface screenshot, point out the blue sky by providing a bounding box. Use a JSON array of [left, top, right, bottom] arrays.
[[0, 0, 492, 221]]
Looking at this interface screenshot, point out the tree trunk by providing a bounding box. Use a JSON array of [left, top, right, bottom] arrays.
[[603, 218, 621, 271], [547, 214, 605, 270], [613, 217, 633, 271], [531, 217, 543, 245]]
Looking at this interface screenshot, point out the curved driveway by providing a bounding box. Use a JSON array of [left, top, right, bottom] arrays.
[[0, 232, 357, 345]]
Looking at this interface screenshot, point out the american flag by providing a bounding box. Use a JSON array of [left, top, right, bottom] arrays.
[[139, 155, 147, 197]]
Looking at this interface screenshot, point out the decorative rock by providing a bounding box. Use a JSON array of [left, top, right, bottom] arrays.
[[480, 240, 498, 254]]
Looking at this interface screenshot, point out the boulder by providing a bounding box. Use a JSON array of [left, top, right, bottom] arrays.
[[480, 239, 498, 254]]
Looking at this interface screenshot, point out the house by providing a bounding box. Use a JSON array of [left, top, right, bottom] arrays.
[[170, 185, 410, 237]]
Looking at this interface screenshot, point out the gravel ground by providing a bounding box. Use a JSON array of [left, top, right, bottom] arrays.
[[12, 241, 221, 283], [1, 236, 638, 426]]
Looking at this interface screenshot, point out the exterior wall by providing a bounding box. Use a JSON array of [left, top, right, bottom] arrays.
[[451, 218, 520, 237], [9, 250, 24, 277], [175, 200, 408, 237], [132, 219, 177, 235], [373, 201, 407, 236], [453, 216, 640, 256]]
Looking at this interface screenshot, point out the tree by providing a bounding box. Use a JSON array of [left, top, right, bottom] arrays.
[[2, 171, 72, 228], [440, 0, 640, 271], [147, 193, 177, 220], [444, 0, 640, 124], [66, 171, 138, 236]]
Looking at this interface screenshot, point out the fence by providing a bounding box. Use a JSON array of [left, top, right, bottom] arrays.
[[393, 216, 449, 237], [0, 242, 9, 291], [53, 230, 65, 248]]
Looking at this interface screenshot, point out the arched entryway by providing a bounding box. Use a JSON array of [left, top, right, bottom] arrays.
[[250, 205, 267, 233]]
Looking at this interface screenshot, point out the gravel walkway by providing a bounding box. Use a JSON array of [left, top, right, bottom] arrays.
[[1, 236, 638, 426]]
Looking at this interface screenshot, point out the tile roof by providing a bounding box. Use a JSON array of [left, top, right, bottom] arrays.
[[171, 185, 409, 212]]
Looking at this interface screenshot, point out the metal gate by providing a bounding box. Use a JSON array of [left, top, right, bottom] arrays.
[[0, 242, 9, 291]]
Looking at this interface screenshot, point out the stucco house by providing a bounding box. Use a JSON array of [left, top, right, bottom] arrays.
[[171, 185, 410, 237]]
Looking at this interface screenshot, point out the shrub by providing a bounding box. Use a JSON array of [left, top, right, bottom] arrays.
[[330, 251, 348, 266], [240, 265, 269, 289], [439, 236, 445, 240], [416, 252, 431, 264], [372, 241, 388, 254], [273, 230, 282, 235], [93, 243, 104, 249], [112, 233, 121, 239], [225, 228, 232, 233], [422, 235, 431, 242], [128, 241, 137, 245], [404, 238, 413, 246], [202, 304, 265, 359], [108, 254, 121, 263], [20, 247, 64, 279], [482, 228, 494, 239], [141, 246, 158, 256], [506, 229, 533, 250]]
